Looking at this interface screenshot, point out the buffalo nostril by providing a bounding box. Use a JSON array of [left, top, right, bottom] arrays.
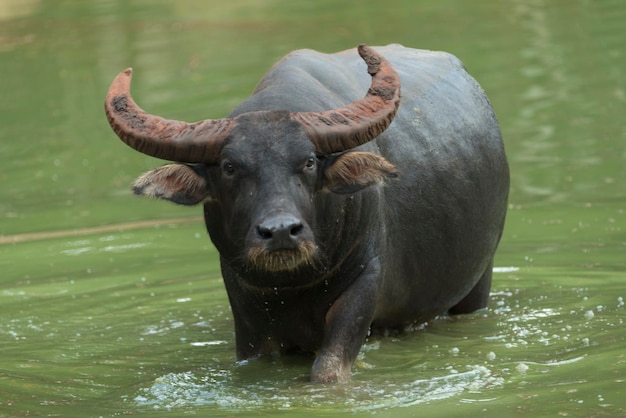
[[290, 223, 304, 236], [257, 225, 273, 240], [256, 216, 305, 246]]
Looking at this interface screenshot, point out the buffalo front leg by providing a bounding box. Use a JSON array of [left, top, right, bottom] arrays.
[[310, 260, 379, 383]]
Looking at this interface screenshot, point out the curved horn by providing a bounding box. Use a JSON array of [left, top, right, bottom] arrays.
[[291, 44, 401, 155], [105, 68, 235, 163]]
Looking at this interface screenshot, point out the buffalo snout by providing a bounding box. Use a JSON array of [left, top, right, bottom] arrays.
[[256, 214, 305, 251], [247, 213, 317, 272]]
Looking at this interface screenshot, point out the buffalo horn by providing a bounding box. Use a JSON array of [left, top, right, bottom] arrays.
[[291, 44, 401, 155], [104, 68, 235, 163]]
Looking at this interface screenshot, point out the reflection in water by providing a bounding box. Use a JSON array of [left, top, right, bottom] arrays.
[[511, 0, 563, 201], [0, 0, 39, 21], [505, 0, 625, 207]]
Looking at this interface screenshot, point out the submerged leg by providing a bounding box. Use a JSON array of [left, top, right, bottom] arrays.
[[449, 261, 493, 315]]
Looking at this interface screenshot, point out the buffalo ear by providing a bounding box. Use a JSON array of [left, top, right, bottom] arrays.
[[322, 151, 398, 194], [132, 164, 212, 205]]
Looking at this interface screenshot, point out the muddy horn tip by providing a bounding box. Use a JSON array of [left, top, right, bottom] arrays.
[[357, 44, 370, 59], [113, 67, 133, 82], [356, 44, 382, 75], [117, 67, 133, 82], [106, 68, 134, 99]]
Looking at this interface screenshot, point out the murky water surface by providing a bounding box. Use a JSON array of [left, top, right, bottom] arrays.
[[1, 1, 624, 416]]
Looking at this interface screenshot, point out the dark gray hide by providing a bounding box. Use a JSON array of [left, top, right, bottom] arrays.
[[108, 44, 509, 383]]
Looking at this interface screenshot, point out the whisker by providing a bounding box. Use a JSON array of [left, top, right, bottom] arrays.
[[248, 241, 318, 272]]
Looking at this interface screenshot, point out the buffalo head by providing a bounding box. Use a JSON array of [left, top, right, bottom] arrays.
[[105, 45, 400, 282]]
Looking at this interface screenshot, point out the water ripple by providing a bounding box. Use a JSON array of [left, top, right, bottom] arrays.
[[134, 365, 503, 412]]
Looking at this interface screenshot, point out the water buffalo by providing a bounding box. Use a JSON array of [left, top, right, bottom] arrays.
[[105, 44, 509, 383]]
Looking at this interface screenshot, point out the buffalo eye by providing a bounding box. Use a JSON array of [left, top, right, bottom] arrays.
[[222, 160, 235, 176], [304, 157, 317, 171]]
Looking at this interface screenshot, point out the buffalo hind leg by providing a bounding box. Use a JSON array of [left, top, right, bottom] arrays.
[[449, 261, 493, 315]]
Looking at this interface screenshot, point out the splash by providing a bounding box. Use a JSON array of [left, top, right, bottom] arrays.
[[133, 364, 503, 412]]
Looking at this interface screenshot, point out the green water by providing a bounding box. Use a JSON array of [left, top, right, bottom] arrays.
[[1, 0, 624, 416]]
